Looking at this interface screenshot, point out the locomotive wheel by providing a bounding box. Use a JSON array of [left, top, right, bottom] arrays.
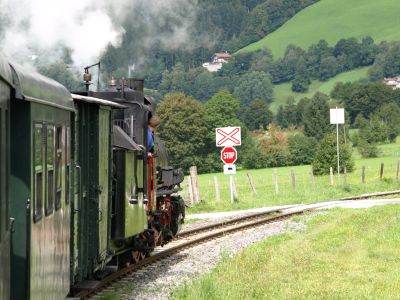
[[132, 251, 146, 263]]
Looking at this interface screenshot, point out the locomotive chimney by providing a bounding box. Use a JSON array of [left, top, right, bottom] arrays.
[[120, 77, 126, 99], [127, 78, 144, 93], [109, 76, 116, 87]]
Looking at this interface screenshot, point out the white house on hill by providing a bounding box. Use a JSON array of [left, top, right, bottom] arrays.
[[383, 77, 400, 90], [202, 51, 231, 72]]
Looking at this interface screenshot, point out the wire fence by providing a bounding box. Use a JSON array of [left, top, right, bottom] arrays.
[[182, 159, 400, 210]]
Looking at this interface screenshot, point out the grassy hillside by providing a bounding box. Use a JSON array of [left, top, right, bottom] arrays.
[[240, 0, 400, 58], [173, 205, 400, 299], [271, 67, 369, 113]]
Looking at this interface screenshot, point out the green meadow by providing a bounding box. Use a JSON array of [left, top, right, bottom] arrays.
[[270, 67, 369, 113], [173, 204, 400, 299], [183, 139, 400, 214], [240, 0, 400, 59]]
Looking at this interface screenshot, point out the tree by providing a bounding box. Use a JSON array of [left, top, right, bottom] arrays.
[[242, 2, 269, 38], [192, 70, 216, 101], [233, 71, 273, 106], [303, 92, 332, 139], [312, 133, 354, 175], [359, 36, 377, 66], [159, 63, 186, 94], [344, 83, 394, 123], [376, 102, 400, 142], [318, 56, 339, 81], [156, 93, 208, 173], [276, 97, 300, 128], [291, 57, 310, 92], [250, 49, 274, 74], [241, 99, 273, 130], [201, 90, 244, 172], [333, 37, 360, 69]]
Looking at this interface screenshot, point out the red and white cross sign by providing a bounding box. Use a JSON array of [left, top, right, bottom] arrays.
[[221, 146, 237, 164], [215, 126, 241, 147]]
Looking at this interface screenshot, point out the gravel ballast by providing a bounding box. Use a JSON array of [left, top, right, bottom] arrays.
[[96, 217, 307, 300]]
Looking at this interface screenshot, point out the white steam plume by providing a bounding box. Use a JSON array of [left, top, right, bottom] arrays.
[[0, 0, 205, 69], [0, 0, 126, 66]]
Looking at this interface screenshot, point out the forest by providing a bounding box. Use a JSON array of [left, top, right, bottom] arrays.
[[32, 0, 400, 174]]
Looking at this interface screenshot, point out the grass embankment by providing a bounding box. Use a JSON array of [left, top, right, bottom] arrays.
[[173, 204, 400, 299], [184, 141, 400, 214], [271, 67, 369, 113], [239, 0, 400, 59]]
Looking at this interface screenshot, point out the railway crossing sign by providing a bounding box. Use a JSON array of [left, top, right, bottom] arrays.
[[215, 126, 241, 147], [221, 146, 237, 164]]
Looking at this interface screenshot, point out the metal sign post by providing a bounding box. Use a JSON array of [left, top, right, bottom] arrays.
[[336, 122, 340, 183], [330, 107, 345, 184]]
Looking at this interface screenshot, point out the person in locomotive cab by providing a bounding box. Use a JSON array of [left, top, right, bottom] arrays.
[[147, 115, 160, 156]]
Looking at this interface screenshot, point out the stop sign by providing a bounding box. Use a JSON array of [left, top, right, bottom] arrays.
[[221, 146, 237, 164]]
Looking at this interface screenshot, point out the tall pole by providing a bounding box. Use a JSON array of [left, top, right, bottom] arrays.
[[336, 122, 340, 184]]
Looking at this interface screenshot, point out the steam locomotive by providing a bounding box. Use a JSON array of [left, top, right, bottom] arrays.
[[0, 52, 185, 299]]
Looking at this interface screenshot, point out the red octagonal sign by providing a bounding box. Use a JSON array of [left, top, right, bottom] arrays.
[[221, 146, 237, 164]]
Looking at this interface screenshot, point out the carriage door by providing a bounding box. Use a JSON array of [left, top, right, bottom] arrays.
[[0, 96, 10, 300], [98, 107, 111, 258]]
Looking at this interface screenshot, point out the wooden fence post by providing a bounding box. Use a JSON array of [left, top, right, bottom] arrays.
[[273, 169, 279, 194], [396, 160, 400, 181], [187, 177, 194, 205], [330, 167, 334, 186], [344, 167, 347, 185], [190, 166, 200, 203], [247, 173, 257, 195], [230, 175, 238, 203], [291, 170, 296, 191], [213, 176, 220, 204], [380, 163, 384, 180], [310, 168, 315, 187], [362, 165, 365, 184], [233, 177, 238, 201]]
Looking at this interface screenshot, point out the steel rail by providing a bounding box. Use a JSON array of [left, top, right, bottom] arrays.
[[72, 189, 400, 299]]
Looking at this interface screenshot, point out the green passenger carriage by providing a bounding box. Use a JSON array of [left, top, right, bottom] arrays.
[[0, 53, 12, 300], [9, 59, 74, 299], [0, 52, 185, 299]]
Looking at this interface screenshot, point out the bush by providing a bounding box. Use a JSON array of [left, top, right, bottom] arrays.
[[356, 139, 380, 158], [241, 146, 268, 169], [312, 133, 354, 175], [287, 134, 317, 165], [258, 123, 289, 168], [240, 135, 268, 169]]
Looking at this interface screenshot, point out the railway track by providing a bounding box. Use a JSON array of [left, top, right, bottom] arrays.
[[71, 190, 400, 299]]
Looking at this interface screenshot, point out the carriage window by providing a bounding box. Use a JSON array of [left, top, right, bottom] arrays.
[[65, 126, 70, 205], [55, 126, 63, 210], [46, 126, 55, 216], [34, 124, 43, 222]]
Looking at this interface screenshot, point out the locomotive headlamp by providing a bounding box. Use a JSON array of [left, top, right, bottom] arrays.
[[83, 71, 92, 82], [83, 62, 100, 91]]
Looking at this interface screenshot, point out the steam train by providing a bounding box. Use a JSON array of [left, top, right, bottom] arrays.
[[0, 52, 185, 299]]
